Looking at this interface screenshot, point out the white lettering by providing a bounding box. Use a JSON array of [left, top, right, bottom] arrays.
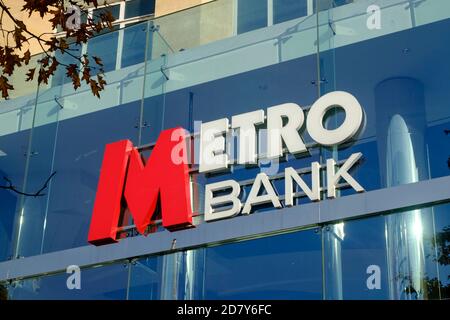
[[199, 118, 229, 173], [232, 110, 265, 165], [267, 103, 307, 158], [307, 91, 364, 146], [326, 152, 364, 198], [242, 173, 282, 214], [205, 180, 242, 221], [285, 162, 321, 205]]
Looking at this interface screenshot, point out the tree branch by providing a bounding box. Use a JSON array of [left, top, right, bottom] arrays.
[[0, 171, 56, 197]]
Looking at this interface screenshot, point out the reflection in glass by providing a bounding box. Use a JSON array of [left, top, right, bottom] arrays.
[[376, 78, 428, 299], [125, 0, 155, 19], [128, 249, 205, 300], [8, 263, 128, 300], [203, 229, 322, 299], [237, 0, 268, 34], [273, 0, 308, 24], [87, 27, 120, 73]]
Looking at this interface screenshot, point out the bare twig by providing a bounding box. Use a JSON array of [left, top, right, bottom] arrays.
[[0, 171, 57, 197]]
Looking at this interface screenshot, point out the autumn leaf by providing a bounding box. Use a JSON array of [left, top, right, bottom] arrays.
[[25, 68, 36, 81], [48, 8, 65, 30], [97, 74, 106, 89], [90, 79, 101, 98], [37, 67, 49, 85], [39, 56, 49, 67], [1, 48, 22, 76], [93, 56, 103, 67], [0, 76, 14, 99], [13, 27, 27, 49], [1, 0, 111, 100], [66, 64, 78, 77], [48, 58, 59, 76], [21, 0, 54, 18], [82, 67, 91, 84], [23, 50, 31, 65], [66, 64, 81, 90], [58, 38, 69, 53]]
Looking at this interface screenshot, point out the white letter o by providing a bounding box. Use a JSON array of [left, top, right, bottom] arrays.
[[307, 91, 363, 146]]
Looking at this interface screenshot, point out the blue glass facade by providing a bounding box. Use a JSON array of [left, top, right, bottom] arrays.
[[0, 0, 450, 300]]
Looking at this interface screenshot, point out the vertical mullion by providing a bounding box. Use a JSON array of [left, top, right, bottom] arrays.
[[267, 0, 273, 26], [79, 8, 92, 76], [232, 0, 238, 36], [307, 0, 314, 16], [116, 1, 126, 70]]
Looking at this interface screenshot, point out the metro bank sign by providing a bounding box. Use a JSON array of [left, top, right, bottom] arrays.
[[88, 91, 365, 246]]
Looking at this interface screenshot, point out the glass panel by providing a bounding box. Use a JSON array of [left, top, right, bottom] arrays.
[[140, 25, 173, 146], [203, 229, 322, 299], [13, 81, 61, 258], [87, 27, 120, 73], [414, 0, 450, 27], [128, 249, 206, 300], [0, 55, 40, 262], [323, 202, 450, 300], [317, 0, 450, 195], [237, 0, 268, 34], [128, 256, 161, 300], [323, 216, 389, 299], [0, 97, 35, 261], [121, 22, 148, 68], [51, 43, 82, 86], [39, 85, 141, 252], [13, 36, 143, 255], [384, 203, 450, 300], [7, 262, 128, 300], [125, 0, 155, 19]]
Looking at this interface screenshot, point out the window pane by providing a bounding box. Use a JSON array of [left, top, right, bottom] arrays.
[[273, 0, 308, 24], [121, 22, 148, 68], [92, 4, 120, 24], [125, 0, 155, 19], [87, 26, 119, 73], [7, 263, 128, 300], [314, 0, 354, 12], [237, 0, 268, 34]]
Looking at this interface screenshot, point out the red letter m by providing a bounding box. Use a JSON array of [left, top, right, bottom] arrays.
[[88, 127, 193, 246]]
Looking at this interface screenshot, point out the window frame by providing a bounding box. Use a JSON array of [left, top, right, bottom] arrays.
[[235, 0, 315, 35]]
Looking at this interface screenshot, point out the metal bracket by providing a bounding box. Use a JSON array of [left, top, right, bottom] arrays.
[[160, 66, 169, 80]]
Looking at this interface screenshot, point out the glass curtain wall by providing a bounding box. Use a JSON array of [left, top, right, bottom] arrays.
[[0, 0, 449, 300], [317, 0, 450, 300], [2, 201, 449, 300]]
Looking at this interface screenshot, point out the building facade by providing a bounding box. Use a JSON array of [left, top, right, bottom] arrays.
[[0, 0, 450, 300]]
